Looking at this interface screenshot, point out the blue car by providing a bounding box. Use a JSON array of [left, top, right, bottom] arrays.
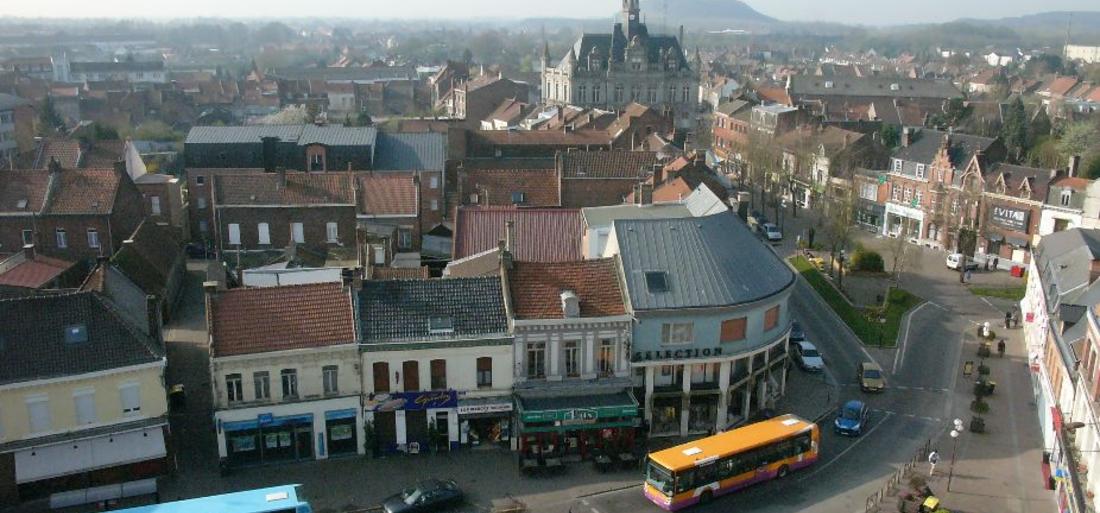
[[834, 400, 870, 436]]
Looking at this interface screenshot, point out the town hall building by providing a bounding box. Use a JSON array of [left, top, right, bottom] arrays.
[[541, 0, 698, 128]]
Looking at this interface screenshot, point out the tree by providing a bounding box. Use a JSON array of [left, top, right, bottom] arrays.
[[39, 96, 65, 134], [884, 233, 916, 286], [256, 105, 311, 125], [822, 188, 856, 289], [1024, 54, 1064, 77], [1057, 122, 1099, 161], [1000, 97, 1029, 162], [879, 124, 900, 149]]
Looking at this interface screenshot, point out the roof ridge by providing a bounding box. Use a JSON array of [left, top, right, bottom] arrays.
[[88, 292, 165, 359]]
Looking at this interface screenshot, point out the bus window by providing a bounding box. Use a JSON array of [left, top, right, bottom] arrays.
[[676, 468, 697, 493], [796, 434, 813, 453], [697, 462, 718, 485], [646, 461, 675, 495]]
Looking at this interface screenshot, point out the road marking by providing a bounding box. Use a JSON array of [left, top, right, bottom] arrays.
[[892, 301, 943, 374], [581, 499, 590, 506], [798, 412, 893, 482]]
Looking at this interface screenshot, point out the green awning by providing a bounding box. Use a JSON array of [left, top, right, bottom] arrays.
[[517, 391, 638, 424]]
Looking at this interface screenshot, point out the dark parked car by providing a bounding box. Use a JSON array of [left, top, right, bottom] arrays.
[[382, 479, 464, 513], [790, 321, 805, 342]]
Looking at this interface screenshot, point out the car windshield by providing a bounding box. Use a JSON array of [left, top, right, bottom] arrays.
[[646, 461, 675, 495], [802, 347, 820, 358], [402, 488, 423, 505], [863, 369, 882, 379], [842, 405, 862, 419]]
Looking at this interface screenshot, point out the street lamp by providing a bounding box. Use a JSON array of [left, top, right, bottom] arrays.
[[948, 418, 963, 491]]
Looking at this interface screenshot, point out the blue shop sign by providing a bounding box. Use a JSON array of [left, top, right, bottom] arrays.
[[364, 390, 458, 412], [258, 413, 274, 426]]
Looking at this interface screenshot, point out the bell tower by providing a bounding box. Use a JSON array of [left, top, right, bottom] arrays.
[[623, 0, 641, 38]]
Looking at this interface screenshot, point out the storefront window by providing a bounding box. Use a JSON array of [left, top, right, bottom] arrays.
[[689, 396, 718, 433], [653, 396, 682, 435]]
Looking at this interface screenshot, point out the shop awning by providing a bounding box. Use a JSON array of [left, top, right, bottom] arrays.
[[458, 396, 513, 416], [1007, 236, 1029, 248], [518, 391, 638, 424]]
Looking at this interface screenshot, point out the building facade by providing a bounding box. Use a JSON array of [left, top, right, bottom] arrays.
[[541, 0, 698, 128]]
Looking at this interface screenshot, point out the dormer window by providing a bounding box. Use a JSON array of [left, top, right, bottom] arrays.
[[890, 83, 901, 91], [1061, 189, 1072, 206], [892, 159, 903, 172], [915, 164, 926, 179], [560, 290, 580, 318], [428, 317, 454, 335], [511, 191, 527, 205], [645, 271, 669, 293], [824, 81, 834, 89]]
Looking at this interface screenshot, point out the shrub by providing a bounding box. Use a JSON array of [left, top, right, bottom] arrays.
[[851, 250, 885, 272], [971, 398, 990, 414]]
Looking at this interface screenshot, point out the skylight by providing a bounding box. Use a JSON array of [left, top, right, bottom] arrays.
[[16, 199, 27, 209], [64, 324, 88, 344], [645, 271, 669, 293], [428, 317, 454, 334]]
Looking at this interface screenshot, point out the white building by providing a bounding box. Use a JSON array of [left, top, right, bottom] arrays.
[[1066, 45, 1100, 64], [207, 281, 364, 467]]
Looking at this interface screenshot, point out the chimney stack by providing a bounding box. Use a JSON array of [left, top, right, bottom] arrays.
[[277, 167, 287, 188], [504, 220, 516, 254], [48, 156, 62, 175], [1069, 155, 1082, 178], [202, 281, 219, 295], [22, 243, 35, 261], [145, 294, 161, 342], [679, 25, 685, 46], [901, 127, 911, 148]]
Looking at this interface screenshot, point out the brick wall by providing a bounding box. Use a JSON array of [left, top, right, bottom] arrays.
[[0, 217, 34, 256], [215, 205, 357, 253]]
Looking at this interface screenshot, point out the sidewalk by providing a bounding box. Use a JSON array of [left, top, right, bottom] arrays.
[[913, 320, 1052, 513]]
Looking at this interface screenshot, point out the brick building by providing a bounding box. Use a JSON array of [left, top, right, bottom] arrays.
[[184, 125, 377, 171], [452, 74, 531, 128], [978, 163, 1054, 266], [557, 150, 660, 207], [712, 99, 753, 165]]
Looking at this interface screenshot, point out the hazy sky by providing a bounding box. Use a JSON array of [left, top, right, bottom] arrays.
[[0, 0, 1096, 25]]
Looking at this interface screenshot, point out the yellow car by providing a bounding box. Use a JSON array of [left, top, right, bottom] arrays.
[[858, 361, 886, 393]]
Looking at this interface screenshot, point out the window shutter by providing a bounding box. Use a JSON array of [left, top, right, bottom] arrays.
[[120, 384, 141, 414], [75, 392, 96, 425], [27, 399, 50, 433]]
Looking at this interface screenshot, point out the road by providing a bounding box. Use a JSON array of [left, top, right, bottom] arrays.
[[579, 225, 1004, 513]]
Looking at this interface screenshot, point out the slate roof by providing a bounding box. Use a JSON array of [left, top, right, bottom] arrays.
[[358, 173, 418, 216], [562, 29, 689, 70], [893, 129, 996, 174], [453, 207, 584, 262], [614, 211, 794, 310], [789, 75, 962, 99], [111, 221, 183, 297], [715, 99, 752, 117], [373, 132, 446, 171], [214, 172, 356, 206], [44, 168, 122, 215], [508, 259, 626, 320], [70, 60, 164, 72], [0, 170, 50, 213], [1035, 228, 1100, 309], [559, 150, 660, 179], [210, 282, 356, 357], [470, 130, 614, 147], [358, 276, 508, 342], [0, 292, 163, 385], [463, 168, 561, 207], [184, 125, 377, 147], [986, 163, 1053, 200]]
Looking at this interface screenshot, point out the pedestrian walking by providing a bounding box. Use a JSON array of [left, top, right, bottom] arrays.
[[984, 258, 991, 271], [998, 339, 1006, 357], [1005, 310, 1012, 329], [928, 450, 940, 476], [992, 257, 999, 270]]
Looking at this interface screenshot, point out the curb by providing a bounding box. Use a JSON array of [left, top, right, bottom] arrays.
[[576, 483, 639, 499]]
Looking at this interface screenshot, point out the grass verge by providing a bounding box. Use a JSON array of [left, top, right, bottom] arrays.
[[790, 255, 923, 348], [969, 286, 1026, 301]]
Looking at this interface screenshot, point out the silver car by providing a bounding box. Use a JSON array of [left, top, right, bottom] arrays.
[[793, 340, 824, 372]]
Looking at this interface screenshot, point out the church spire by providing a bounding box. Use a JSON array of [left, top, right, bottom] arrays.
[[541, 40, 551, 71]]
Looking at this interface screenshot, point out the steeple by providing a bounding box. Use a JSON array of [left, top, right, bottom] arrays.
[[623, 0, 642, 39], [541, 40, 551, 71]]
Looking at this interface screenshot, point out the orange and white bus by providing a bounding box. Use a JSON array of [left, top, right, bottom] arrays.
[[644, 414, 820, 510]]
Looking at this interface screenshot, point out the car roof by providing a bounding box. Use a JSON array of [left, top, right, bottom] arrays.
[[798, 340, 817, 349], [861, 361, 883, 371], [843, 399, 865, 409]]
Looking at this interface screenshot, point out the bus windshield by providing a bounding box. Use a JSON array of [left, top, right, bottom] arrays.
[[646, 461, 675, 495]]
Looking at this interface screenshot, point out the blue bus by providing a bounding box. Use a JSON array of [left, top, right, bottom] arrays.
[[114, 485, 311, 513]]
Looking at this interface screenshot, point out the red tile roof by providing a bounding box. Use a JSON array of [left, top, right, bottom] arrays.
[[462, 168, 560, 207], [1044, 76, 1079, 97], [453, 206, 584, 262], [214, 172, 356, 206], [1053, 176, 1090, 191], [81, 140, 126, 169], [559, 150, 660, 179], [508, 259, 626, 319], [34, 139, 82, 169], [756, 86, 792, 105], [210, 282, 356, 357], [471, 129, 614, 147], [0, 253, 74, 289], [45, 168, 122, 214], [0, 170, 50, 213], [357, 173, 418, 216]]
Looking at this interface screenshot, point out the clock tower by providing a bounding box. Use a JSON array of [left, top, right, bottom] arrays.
[[623, 0, 641, 38]]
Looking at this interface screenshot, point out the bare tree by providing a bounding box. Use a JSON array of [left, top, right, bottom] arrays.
[[821, 186, 856, 289], [884, 232, 915, 286]]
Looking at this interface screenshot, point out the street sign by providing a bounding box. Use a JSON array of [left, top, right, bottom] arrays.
[[878, 174, 887, 185]]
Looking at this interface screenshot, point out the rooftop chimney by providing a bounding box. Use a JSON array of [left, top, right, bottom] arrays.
[[48, 156, 62, 175], [901, 127, 912, 148], [504, 220, 516, 254], [22, 243, 35, 261], [202, 280, 219, 295], [276, 166, 287, 188], [1069, 155, 1082, 178]]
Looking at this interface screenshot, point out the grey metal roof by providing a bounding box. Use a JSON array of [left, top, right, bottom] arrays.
[[789, 75, 962, 99], [582, 203, 692, 229], [715, 99, 751, 117], [0, 92, 29, 111], [1036, 228, 1100, 310], [614, 211, 794, 310], [185, 125, 378, 147], [373, 132, 446, 171], [0, 292, 163, 385], [358, 276, 508, 342]]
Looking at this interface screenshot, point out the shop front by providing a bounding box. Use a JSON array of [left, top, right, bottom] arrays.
[[324, 409, 358, 457], [855, 200, 885, 232], [221, 413, 314, 467], [984, 203, 1035, 265], [516, 391, 639, 462], [215, 396, 363, 467], [457, 396, 513, 449], [883, 202, 924, 241], [364, 390, 459, 454]]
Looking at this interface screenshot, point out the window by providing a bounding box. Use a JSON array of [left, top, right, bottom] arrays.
[[74, 389, 96, 425], [86, 228, 100, 249], [563, 341, 580, 377], [150, 196, 161, 215], [326, 222, 339, 243], [1062, 190, 1072, 206], [593, 85, 601, 102], [226, 373, 243, 403], [511, 191, 526, 204], [764, 305, 781, 331], [915, 164, 926, 179], [21, 229, 32, 245], [527, 342, 546, 378], [645, 271, 669, 293], [721, 317, 747, 342], [27, 396, 50, 433], [892, 159, 902, 172], [402, 361, 420, 391], [430, 359, 447, 390], [280, 369, 298, 398], [323, 366, 339, 395], [914, 190, 923, 205], [253, 371, 270, 400], [578, 85, 586, 103], [598, 339, 615, 376], [195, 175, 206, 186], [668, 85, 676, 102], [477, 357, 493, 388], [55, 228, 67, 249], [398, 228, 413, 250], [631, 86, 640, 101], [199, 220, 208, 233], [430, 199, 439, 211], [196, 196, 207, 209], [429, 176, 439, 189], [891, 185, 901, 201], [120, 383, 141, 415], [682, 86, 690, 103], [373, 362, 390, 392], [291, 222, 305, 243], [903, 187, 913, 202], [662, 323, 694, 345], [228, 223, 241, 245], [257, 223, 270, 245], [614, 84, 624, 103], [860, 183, 877, 201], [648, 86, 657, 103]]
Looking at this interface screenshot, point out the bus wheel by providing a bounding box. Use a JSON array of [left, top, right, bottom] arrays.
[[777, 465, 790, 478], [699, 490, 713, 504]]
